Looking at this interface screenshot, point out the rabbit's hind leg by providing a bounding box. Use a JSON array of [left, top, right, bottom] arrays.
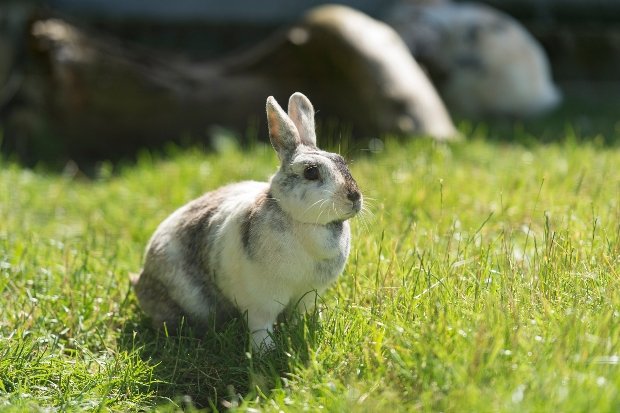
[[132, 271, 184, 333]]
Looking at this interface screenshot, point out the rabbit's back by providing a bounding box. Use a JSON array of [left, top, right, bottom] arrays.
[[135, 181, 269, 328]]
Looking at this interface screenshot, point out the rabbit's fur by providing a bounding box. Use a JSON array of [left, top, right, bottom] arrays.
[[132, 92, 362, 351]]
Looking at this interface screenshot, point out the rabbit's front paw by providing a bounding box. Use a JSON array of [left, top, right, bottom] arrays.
[[251, 328, 275, 354]]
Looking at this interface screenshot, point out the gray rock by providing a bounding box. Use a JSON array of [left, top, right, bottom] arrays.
[[384, 1, 561, 118]]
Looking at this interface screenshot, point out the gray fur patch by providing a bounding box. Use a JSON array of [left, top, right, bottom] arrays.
[[280, 172, 300, 192], [325, 220, 348, 251], [240, 190, 268, 259], [180, 201, 217, 271], [314, 251, 347, 284], [326, 154, 350, 177], [327, 220, 344, 238], [176, 189, 238, 323], [326, 154, 360, 197], [134, 270, 183, 330], [241, 190, 289, 259], [267, 194, 289, 232], [240, 213, 253, 258]]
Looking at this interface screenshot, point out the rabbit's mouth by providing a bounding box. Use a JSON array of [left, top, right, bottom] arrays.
[[346, 188, 363, 216], [341, 198, 362, 220]]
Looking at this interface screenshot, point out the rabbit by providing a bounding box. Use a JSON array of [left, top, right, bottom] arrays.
[[132, 92, 362, 351]]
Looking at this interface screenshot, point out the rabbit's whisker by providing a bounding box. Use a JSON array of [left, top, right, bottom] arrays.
[[303, 198, 328, 216], [314, 199, 330, 225]]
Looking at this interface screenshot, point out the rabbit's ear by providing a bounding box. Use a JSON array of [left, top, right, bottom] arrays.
[[267, 96, 301, 160], [287, 92, 317, 148]]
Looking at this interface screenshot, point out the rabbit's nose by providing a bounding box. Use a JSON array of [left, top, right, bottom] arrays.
[[347, 190, 361, 203]]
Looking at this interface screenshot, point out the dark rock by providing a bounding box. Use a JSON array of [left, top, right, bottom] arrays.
[[2, 4, 456, 164]]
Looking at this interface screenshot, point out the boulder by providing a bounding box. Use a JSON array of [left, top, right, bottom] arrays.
[[2, 4, 456, 163], [384, 1, 561, 118]]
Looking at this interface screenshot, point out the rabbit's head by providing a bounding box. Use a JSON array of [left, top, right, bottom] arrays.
[[267, 93, 362, 225]]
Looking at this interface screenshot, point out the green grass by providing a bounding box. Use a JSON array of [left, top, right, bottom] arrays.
[[2, 134, 620, 412]]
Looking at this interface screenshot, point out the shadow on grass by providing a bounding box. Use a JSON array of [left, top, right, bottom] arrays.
[[457, 83, 620, 146], [117, 306, 321, 410]]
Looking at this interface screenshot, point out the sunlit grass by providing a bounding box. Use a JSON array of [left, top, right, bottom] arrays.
[[2, 135, 620, 411]]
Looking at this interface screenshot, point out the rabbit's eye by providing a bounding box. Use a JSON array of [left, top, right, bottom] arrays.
[[303, 165, 320, 181]]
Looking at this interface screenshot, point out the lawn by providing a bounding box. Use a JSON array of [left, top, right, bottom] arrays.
[[2, 131, 620, 412]]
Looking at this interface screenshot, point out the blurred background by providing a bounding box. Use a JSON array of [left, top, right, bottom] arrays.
[[1, 0, 619, 167]]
